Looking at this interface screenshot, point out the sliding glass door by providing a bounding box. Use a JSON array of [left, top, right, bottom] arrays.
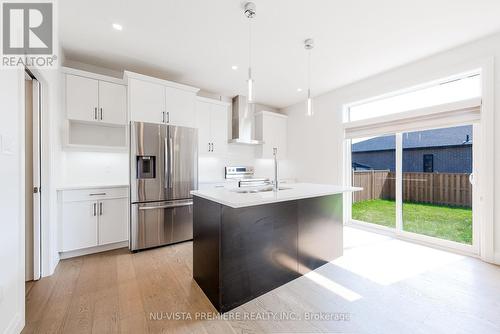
[[401, 125, 473, 244], [351, 135, 396, 228], [350, 124, 476, 248]]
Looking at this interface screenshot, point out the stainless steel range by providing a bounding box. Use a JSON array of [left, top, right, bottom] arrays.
[[129, 121, 198, 251], [224, 166, 270, 187]]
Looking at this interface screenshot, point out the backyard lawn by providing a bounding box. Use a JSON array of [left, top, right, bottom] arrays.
[[352, 199, 472, 244]]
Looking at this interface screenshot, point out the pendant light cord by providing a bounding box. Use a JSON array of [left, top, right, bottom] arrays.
[[307, 48, 311, 98], [248, 18, 252, 80]]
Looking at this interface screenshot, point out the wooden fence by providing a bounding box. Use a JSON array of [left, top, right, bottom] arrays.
[[352, 170, 472, 207]]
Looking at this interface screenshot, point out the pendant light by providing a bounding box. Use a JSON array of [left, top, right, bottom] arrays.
[[305, 38, 314, 116], [244, 2, 256, 103]]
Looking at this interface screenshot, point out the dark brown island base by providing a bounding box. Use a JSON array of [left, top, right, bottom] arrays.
[[191, 186, 353, 313]]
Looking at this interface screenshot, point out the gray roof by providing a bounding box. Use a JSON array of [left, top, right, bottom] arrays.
[[352, 125, 472, 152]]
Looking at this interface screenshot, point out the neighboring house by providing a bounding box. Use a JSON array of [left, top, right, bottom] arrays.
[[352, 125, 473, 173]]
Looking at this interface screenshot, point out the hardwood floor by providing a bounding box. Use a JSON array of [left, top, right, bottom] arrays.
[[24, 227, 500, 333]]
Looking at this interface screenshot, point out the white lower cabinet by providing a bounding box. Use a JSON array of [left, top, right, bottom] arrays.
[[61, 201, 98, 251], [59, 187, 129, 253], [98, 198, 128, 245]]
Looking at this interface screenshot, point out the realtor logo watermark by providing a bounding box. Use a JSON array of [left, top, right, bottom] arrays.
[[1, 1, 57, 67]]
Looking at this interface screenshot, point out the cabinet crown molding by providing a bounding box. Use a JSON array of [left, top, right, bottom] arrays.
[[62, 67, 126, 85], [124, 70, 200, 93]]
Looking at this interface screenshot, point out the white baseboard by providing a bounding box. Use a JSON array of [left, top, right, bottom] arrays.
[[59, 241, 128, 260], [493, 252, 500, 266], [4, 312, 22, 334]]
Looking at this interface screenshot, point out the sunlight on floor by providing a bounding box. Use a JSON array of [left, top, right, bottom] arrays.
[[304, 270, 362, 302], [337, 226, 465, 285]]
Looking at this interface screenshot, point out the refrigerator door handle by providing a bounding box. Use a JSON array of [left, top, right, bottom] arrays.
[[138, 201, 193, 210], [168, 136, 174, 189]]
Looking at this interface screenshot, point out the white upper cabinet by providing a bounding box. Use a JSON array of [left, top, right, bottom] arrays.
[[210, 103, 229, 155], [195, 98, 230, 155], [66, 73, 127, 125], [195, 101, 212, 153], [66, 75, 99, 122], [255, 111, 288, 159], [165, 86, 196, 127], [126, 71, 199, 126], [98, 81, 127, 125], [129, 78, 165, 124]]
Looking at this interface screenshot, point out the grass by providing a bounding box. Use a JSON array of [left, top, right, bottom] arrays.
[[352, 199, 472, 244]]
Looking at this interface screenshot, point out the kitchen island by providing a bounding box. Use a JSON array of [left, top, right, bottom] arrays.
[[191, 183, 361, 312]]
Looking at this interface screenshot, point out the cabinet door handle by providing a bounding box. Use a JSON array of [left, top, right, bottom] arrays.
[[94, 107, 98, 120], [93, 203, 97, 216], [208, 143, 211, 152], [100, 108, 103, 120], [166, 111, 170, 123], [212, 143, 214, 152], [89, 192, 106, 196], [162, 111, 166, 123], [99, 202, 103, 216]]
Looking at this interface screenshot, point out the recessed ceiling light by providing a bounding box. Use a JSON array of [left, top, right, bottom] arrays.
[[112, 23, 123, 31], [231, 65, 238, 70], [297, 88, 303, 92]]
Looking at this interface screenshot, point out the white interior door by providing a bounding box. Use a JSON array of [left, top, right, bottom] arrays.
[[32, 79, 41, 280]]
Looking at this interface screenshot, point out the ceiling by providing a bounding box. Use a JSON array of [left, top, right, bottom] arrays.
[[59, 0, 500, 108]]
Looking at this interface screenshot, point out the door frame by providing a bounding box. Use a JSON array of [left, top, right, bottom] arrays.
[[25, 68, 42, 280]]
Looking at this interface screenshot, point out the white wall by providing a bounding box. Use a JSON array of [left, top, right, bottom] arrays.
[[61, 151, 129, 186], [283, 31, 500, 263], [0, 69, 25, 333]]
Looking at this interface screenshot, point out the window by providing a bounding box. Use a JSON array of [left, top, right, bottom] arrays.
[[346, 73, 481, 123], [423, 154, 434, 173]]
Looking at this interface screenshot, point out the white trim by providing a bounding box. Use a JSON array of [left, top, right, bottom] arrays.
[[344, 98, 481, 139], [124, 70, 200, 93], [195, 96, 231, 106], [347, 220, 478, 257], [62, 67, 126, 85], [395, 134, 403, 231], [18, 67, 26, 334], [58, 241, 128, 259], [345, 69, 480, 111], [4, 312, 22, 334], [477, 57, 495, 263], [494, 252, 500, 265], [254, 110, 289, 119]]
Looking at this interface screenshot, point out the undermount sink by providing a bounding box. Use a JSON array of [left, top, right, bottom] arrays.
[[231, 186, 291, 194]]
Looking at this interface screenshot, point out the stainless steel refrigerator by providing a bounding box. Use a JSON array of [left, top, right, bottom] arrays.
[[130, 121, 198, 251]]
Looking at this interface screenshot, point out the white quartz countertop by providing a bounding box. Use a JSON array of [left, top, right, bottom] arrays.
[[191, 183, 362, 208], [57, 184, 129, 191]]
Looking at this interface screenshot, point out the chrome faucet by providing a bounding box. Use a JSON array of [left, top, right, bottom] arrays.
[[273, 147, 279, 192]]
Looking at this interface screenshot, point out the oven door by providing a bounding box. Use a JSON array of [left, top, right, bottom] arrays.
[[130, 199, 193, 251]]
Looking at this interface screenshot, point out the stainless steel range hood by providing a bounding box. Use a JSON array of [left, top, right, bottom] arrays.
[[228, 95, 263, 145]]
